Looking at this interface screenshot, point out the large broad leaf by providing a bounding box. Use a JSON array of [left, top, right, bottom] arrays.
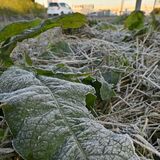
[[0, 18, 41, 43], [0, 67, 139, 160]]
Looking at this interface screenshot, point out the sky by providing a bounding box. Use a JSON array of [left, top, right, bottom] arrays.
[[36, 0, 156, 11]]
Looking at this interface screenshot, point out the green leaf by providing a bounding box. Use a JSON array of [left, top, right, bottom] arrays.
[[82, 76, 116, 101], [0, 18, 41, 43], [99, 78, 116, 101], [85, 93, 97, 117], [0, 67, 139, 160], [85, 93, 96, 108], [0, 13, 87, 67], [34, 67, 90, 81], [102, 70, 122, 85]]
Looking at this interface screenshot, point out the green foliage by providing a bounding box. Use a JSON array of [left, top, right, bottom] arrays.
[[0, 67, 139, 160], [85, 93, 97, 117], [102, 70, 122, 86], [85, 93, 96, 108], [124, 11, 145, 30], [0, 50, 14, 67], [0, 13, 87, 67], [34, 67, 90, 81], [98, 23, 117, 31], [99, 78, 116, 101], [56, 13, 87, 29], [82, 76, 116, 101], [0, 19, 41, 43], [0, 0, 45, 17]]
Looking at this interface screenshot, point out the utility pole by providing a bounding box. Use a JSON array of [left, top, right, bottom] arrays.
[[135, 0, 142, 11], [153, 0, 157, 10], [120, 0, 125, 15]]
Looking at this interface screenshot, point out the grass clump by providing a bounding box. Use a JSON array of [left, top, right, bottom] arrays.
[[124, 11, 145, 30], [56, 13, 87, 29], [98, 23, 116, 31]]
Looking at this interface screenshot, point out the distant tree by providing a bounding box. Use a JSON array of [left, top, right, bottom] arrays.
[[152, 7, 160, 14], [135, 0, 142, 11]]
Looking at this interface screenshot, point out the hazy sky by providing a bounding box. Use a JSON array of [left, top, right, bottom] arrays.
[[36, 0, 155, 9]]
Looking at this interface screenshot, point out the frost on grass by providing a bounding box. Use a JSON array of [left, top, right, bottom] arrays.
[[12, 27, 63, 64], [0, 67, 139, 160]]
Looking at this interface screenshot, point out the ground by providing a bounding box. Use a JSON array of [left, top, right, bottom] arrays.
[[0, 12, 160, 160]]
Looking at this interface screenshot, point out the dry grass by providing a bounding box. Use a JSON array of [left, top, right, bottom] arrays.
[[63, 27, 160, 160]]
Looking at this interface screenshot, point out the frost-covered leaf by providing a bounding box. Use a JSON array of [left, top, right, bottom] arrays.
[[49, 41, 72, 57], [99, 78, 116, 101], [0, 67, 139, 160], [102, 70, 122, 85], [82, 76, 116, 101], [0, 18, 41, 43], [0, 13, 87, 67], [34, 67, 90, 81]]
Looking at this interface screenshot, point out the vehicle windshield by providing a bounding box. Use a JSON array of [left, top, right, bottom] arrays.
[[48, 3, 59, 7], [60, 3, 70, 8]]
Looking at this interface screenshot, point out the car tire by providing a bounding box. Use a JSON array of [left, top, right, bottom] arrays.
[[48, 14, 52, 18], [61, 12, 64, 15]]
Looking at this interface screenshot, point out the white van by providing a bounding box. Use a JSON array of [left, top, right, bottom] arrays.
[[47, 2, 73, 16]]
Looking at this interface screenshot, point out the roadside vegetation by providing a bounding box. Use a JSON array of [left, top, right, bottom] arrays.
[[0, 0, 46, 22]]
